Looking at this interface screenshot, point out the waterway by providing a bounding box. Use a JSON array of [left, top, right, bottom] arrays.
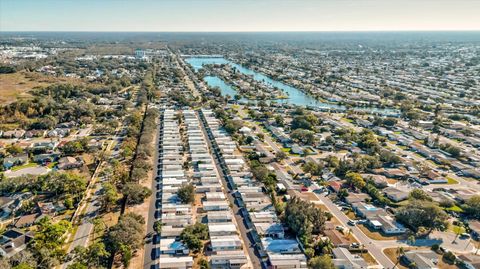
[[186, 57, 398, 116]]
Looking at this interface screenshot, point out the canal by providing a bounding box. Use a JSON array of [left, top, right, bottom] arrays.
[[186, 57, 398, 116]]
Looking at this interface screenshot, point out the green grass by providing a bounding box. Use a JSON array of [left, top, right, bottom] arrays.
[[446, 177, 459, 184], [451, 224, 466, 234], [281, 147, 291, 153], [341, 118, 354, 123], [445, 205, 464, 213], [11, 162, 37, 171], [47, 162, 58, 169]]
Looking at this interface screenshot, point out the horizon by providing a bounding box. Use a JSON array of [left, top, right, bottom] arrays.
[[1, 0, 480, 32]]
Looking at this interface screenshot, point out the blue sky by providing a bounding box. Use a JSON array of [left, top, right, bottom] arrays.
[[1, 0, 479, 32]]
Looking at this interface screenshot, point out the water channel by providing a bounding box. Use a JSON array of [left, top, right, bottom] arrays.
[[185, 57, 398, 116]]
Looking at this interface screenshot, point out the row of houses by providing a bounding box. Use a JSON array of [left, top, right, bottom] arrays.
[[153, 109, 193, 269], [201, 109, 308, 269], [184, 109, 249, 269]]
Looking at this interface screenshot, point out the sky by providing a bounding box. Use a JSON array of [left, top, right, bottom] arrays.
[[1, 0, 479, 32]]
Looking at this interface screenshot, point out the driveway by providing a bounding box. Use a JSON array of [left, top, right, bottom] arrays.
[[4, 166, 50, 178]]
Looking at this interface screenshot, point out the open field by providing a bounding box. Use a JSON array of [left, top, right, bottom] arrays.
[[0, 71, 85, 104]]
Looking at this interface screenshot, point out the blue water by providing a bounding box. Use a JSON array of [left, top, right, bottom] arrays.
[[204, 76, 238, 98], [186, 57, 398, 115]]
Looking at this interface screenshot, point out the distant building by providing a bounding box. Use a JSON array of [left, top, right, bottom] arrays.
[[135, 49, 145, 59], [57, 156, 83, 170]]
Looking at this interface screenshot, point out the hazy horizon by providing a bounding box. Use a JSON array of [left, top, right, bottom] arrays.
[[1, 0, 479, 32]]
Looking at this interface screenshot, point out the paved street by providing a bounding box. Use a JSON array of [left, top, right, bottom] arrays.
[[315, 192, 395, 269], [198, 110, 262, 269], [143, 120, 161, 269]]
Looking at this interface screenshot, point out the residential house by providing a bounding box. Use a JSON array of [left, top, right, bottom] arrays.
[[368, 215, 407, 235], [383, 187, 409, 202], [3, 154, 28, 169], [332, 247, 368, 269], [351, 202, 383, 218], [57, 156, 83, 170], [158, 255, 193, 269], [159, 238, 189, 255], [0, 229, 34, 258], [210, 235, 243, 251], [323, 230, 351, 248], [1, 130, 25, 139], [402, 250, 439, 269], [210, 250, 248, 269]]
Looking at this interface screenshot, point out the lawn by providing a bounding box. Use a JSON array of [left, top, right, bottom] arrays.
[[450, 224, 466, 234], [47, 162, 58, 169], [446, 177, 459, 184], [444, 205, 464, 213], [11, 162, 38, 171]]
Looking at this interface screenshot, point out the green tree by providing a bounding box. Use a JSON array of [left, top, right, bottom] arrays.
[[308, 255, 335, 269], [177, 184, 195, 204], [180, 223, 209, 253], [345, 172, 366, 190], [122, 183, 152, 205], [106, 213, 145, 263], [302, 161, 323, 176], [276, 150, 287, 162], [409, 189, 432, 201], [154, 220, 163, 234], [463, 195, 480, 219], [101, 182, 121, 211], [396, 200, 448, 232]]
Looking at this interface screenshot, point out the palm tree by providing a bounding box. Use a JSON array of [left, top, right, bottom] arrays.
[[393, 246, 405, 268], [453, 222, 464, 243], [320, 238, 334, 254]]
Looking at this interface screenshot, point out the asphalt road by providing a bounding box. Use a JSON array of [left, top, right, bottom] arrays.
[[198, 110, 263, 269], [315, 193, 396, 269], [143, 119, 161, 269]]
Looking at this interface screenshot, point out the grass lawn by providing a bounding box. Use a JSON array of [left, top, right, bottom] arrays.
[[341, 118, 354, 123], [450, 224, 466, 234], [11, 162, 38, 171], [446, 177, 459, 184], [444, 205, 464, 213], [0, 123, 21, 130], [47, 162, 57, 169], [281, 147, 291, 153]]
